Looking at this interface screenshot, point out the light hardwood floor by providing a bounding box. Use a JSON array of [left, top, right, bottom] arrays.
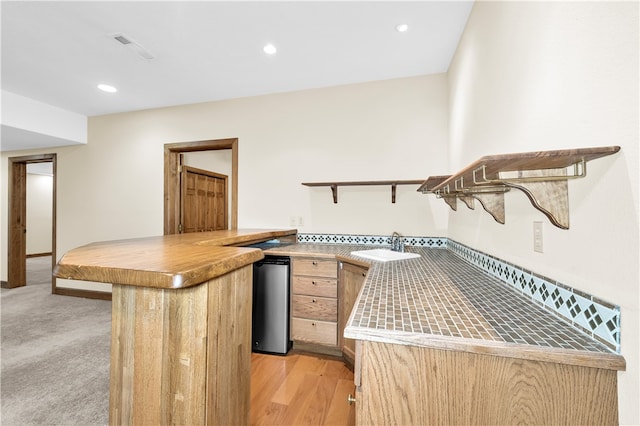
[[251, 351, 356, 426]]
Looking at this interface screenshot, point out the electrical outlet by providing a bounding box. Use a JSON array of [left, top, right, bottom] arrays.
[[533, 221, 543, 253], [298, 216, 304, 227], [289, 216, 297, 227]]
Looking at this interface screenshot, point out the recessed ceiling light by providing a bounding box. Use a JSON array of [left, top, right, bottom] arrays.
[[263, 43, 277, 55], [396, 24, 409, 33], [97, 83, 117, 93]]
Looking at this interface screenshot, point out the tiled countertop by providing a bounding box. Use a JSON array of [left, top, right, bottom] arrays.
[[266, 244, 625, 370]]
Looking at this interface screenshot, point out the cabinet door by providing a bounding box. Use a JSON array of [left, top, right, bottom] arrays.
[[338, 261, 368, 365]]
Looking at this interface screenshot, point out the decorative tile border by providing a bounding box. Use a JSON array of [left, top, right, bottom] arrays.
[[447, 239, 620, 353], [297, 233, 620, 353], [297, 233, 447, 248]]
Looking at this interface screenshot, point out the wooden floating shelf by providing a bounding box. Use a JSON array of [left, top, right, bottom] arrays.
[[420, 146, 621, 229], [302, 180, 425, 204]]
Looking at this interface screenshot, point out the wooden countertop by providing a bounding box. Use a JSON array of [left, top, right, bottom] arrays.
[[54, 229, 296, 289], [265, 243, 626, 371]]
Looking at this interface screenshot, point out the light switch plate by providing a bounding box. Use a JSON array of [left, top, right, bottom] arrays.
[[533, 221, 543, 253]]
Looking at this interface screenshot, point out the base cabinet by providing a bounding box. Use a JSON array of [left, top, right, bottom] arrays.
[[355, 340, 619, 425], [110, 266, 252, 426], [291, 257, 338, 348], [338, 261, 368, 365]]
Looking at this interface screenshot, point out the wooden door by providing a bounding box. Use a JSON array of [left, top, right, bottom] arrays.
[[6, 154, 57, 291], [8, 161, 27, 288], [181, 166, 228, 233]]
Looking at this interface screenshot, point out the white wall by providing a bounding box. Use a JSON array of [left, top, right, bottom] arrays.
[[448, 2, 639, 423], [26, 173, 53, 254], [1, 90, 87, 151], [0, 74, 450, 287]]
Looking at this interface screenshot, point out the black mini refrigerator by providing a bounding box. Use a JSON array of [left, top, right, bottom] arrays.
[[252, 256, 291, 355]]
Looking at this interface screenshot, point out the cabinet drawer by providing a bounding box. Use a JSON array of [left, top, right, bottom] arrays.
[[291, 318, 337, 347], [292, 258, 337, 278], [292, 295, 337, 321], [292, 276, 337, 298]]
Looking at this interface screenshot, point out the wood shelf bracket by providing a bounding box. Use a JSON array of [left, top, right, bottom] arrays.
[[442, 195, 458, 211], [460, 195, 475, 210], [506, 169, 570, 229], [330, 184, 338, 204], [472, 192, 506, 224]]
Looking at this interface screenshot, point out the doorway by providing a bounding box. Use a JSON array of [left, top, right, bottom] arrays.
[[164, 138, 238, 234], [6, 154, 56, 293]]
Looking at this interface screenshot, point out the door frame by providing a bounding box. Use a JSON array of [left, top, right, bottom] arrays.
[[6, 153, 56, 292], [164, 138, 238, 234]]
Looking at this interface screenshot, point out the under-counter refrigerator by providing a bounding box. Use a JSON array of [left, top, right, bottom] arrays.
[[252, 256, 291, 355]]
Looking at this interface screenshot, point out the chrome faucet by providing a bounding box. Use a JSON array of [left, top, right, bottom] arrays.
[[390, 231, 405, 252]]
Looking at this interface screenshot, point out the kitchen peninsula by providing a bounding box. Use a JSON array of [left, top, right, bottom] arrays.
[[264, 242, 626, 425], [53, 229, 296, 426]]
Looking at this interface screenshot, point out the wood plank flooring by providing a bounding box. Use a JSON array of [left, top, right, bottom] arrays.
[[251, 351, 356, 426]]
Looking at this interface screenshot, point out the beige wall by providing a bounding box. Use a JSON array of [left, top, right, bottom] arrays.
[[448, 2, 639, 423], [26, 173, 53, 254], [0, 74, 450, 288]]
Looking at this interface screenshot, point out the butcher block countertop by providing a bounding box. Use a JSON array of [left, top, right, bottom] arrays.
[[265, 243, 626, 371], [54, 229, 296, 289]]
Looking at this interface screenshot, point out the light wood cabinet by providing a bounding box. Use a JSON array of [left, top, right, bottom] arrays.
[[355, 340, 619, 425], [291, 257, 338, 348], [338, 261, 368, 365], [110, 265, 252, 426]]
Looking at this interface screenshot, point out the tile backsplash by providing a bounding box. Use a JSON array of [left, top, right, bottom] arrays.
[[297, 233, 447, 248], [297, 233, 621, 353]]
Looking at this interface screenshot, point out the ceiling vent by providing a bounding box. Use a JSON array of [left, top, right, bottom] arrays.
[[113, 34, 132, 45], [110, 33, 154, 60]]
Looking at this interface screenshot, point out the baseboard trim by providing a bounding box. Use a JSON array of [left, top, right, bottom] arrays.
[[54, 287, 112, 301], [1, 280, 9, 289], [292, 341, 342, 358], [27, 252, 53, 258]]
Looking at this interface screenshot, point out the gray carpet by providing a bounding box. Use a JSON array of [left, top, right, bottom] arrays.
[[1, 257, 110, 426]]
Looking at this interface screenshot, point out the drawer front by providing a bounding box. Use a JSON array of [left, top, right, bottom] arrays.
[[292, 258, 337, 278], [291, 318, 337, 347], [292, 295, 337, 321], [292, 276, 337, 298]]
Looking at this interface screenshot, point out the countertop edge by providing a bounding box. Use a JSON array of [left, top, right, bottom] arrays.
[[344, 326, 626, 371], [195, 229, 298, 247], [54, 248, 265, 289]]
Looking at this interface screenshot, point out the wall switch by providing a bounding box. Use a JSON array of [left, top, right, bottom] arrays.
[[533, 221, 543, 253], [298, 216, 304, 227], [289, 216, 297, 227]]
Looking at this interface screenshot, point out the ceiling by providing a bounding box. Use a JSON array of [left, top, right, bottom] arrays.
[[1, 1, 473, 147]]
